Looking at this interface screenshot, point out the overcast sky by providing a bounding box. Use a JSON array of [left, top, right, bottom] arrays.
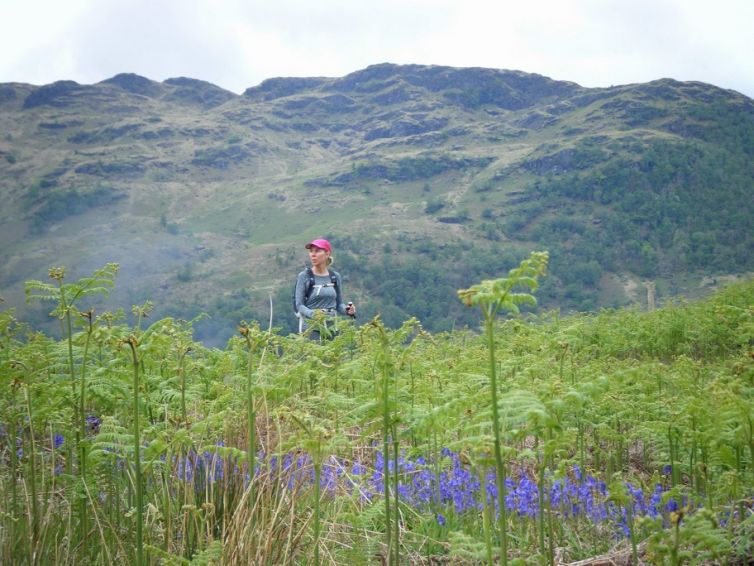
[[1, 0, 752, 98]]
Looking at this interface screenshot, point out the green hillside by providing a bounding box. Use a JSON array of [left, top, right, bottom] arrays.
[[0, 64, 752, 343]]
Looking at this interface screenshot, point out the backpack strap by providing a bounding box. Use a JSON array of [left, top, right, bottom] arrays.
[[330, 271, 342, 309], [303, 267, 316, 302]]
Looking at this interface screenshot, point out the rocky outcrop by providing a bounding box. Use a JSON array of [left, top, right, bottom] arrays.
[[101, 73, 165, 97], [163, 77, 236, 108], [23, 81, 107, 108], [243, 77, 329, 101]]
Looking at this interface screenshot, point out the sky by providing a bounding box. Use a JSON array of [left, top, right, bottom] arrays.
[[1, 0, 753, 99]]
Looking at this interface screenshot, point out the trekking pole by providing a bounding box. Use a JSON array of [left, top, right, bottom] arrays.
[[346, 302, 357, 358]]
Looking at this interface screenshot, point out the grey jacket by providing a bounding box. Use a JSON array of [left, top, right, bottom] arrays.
[[294, 269, 348, 320]]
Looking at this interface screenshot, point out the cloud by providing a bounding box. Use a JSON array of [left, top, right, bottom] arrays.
[[1, 0, 91, 84], [1, 0, 752, 97]]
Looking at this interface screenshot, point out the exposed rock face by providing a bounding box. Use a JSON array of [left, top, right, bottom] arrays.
[[0, 85, 19, 104], [22, 74, 238, 111], [327, 63, 582, 110], [23, 80, 101, 108], [243, 77, 329, 100], [102, 73, 165, 97], [164, 77, 236, 108]]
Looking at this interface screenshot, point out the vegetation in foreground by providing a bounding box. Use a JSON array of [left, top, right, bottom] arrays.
[[1, 255, 753, 565]]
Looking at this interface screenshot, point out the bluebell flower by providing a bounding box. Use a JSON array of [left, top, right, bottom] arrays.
[[719, 509, 732, 527], [176, 456, 194, 481], [649, 484, 664, 517], [86, 415, 101, 434], [155, 443, 677, 542], [509, 475, 539, 517], [374, 451, 388, 474], [321, 459, 340, 492], [572, 464, 583, 481]]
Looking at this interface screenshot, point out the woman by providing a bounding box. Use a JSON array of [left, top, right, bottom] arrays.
[[294, 238, 356, 339]]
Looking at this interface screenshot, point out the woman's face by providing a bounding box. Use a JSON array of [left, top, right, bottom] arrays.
[[308, 246, 329, 268]]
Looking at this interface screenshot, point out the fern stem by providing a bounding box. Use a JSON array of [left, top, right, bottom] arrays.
[[127, 338, 144, 566], [479, 465, 494, 566], [8, 388, 19, 559], [313, 453, 321, 566], [538, 456, 545, 556], [79, 316, 93, 558], [485, 312, 508, 566], [393, 426, 400, 566], [25, 384, 39, 559], [244, 334, 256, 521], [178, 347, 189, 426]]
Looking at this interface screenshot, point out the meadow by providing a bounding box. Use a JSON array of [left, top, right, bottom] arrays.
[[1, 254, 753, 565]]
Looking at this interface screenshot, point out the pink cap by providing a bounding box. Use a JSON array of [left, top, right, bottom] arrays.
[[305, 238, 331, 253]]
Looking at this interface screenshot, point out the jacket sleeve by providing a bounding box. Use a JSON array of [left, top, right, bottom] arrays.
[[294, 271, 314, 319]]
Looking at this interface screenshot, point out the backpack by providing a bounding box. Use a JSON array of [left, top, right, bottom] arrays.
[[293, 267, 339, 316]]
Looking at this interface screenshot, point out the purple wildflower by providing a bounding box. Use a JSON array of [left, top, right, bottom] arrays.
[[86, 415, 101, 434]]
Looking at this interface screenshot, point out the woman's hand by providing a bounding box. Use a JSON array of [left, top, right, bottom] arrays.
[[346, 302, 356, 317]]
